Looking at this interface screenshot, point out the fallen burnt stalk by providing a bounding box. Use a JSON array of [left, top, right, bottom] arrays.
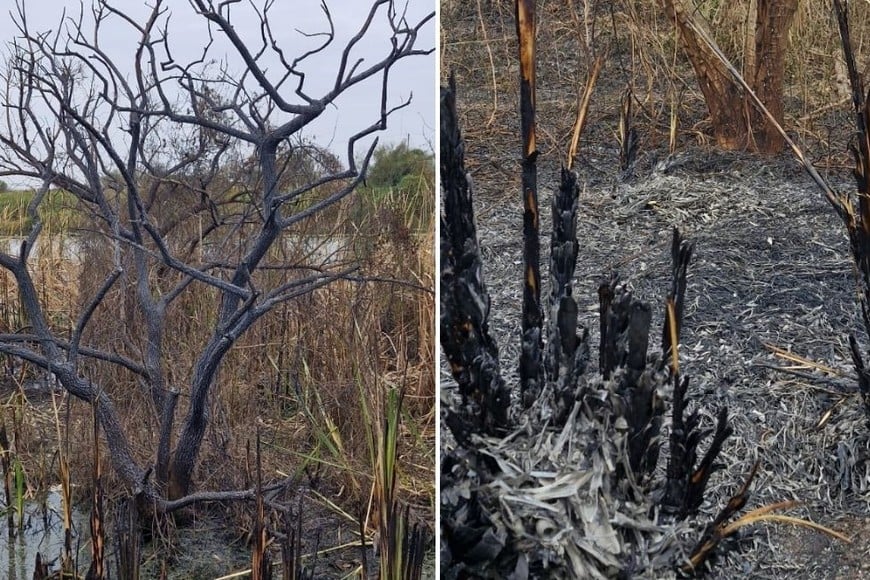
[[440, 82, 745, 577], [834, 0, 870, 427]]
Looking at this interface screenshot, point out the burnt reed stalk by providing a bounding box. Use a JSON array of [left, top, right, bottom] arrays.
[[834, 0, 870, 426], [516, 0, 544, 407], [439, 77, 510, 438]]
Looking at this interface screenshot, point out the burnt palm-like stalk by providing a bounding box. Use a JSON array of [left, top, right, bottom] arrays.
[[440, 79, 510, 438], [546, 169, 589, 419], [516, 0, 544, 407], [659, 230, 733, 516], [599, 278, 660, 478]]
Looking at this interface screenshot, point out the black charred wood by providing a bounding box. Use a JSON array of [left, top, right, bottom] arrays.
[[440, 451, 512, 579], [400, 506, 427, 580], [558, 293, 579, 359], [627, 302, 652, 372], [625, 374, 664, 478], [600, 281, 650, 380], [663, 374, 733, 518], [686, 407, 733, 512], [598, 279, 664, 479], [518, 156, 543, 409], [682, 461, 760, 575], [546, 168, 588, 411], [440, 79, 510, 435], [517, 0, 544, 407], [662, 229, 694, 366]]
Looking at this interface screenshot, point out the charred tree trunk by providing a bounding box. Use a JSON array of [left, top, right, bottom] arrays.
[[751, 0, 799, 154], [661, 0, 797, 154]]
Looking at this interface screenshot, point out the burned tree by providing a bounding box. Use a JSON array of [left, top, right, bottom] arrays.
[[0, 0, 433, 509], [661, 0, 799, 153]]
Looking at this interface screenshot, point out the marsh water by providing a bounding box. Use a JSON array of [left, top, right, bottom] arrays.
[[0, 489, 252, 578], [0, 487, 90, 580]]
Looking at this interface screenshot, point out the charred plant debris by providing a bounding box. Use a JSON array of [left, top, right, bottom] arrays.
[[439, 80, 752, 576], [439, 76, 511, 440], [834, 0, 870, 430]]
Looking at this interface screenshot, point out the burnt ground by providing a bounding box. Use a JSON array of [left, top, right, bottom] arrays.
[[440, 1, 870, 576], [442, 143, 870, 577]]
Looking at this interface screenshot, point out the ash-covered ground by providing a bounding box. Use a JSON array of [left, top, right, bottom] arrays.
[[441, 145, 870, 578]]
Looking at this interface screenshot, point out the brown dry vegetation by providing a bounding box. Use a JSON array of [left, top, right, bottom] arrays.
[[0, 170, 434, 575], [441, 0, 870, 166]]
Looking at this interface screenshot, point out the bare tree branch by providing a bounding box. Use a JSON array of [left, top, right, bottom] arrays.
[[0, 0, 433, 506]]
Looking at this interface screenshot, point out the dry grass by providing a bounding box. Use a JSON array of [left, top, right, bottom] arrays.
[[441, 0, 870, 169], [0, 173, 434, 573]]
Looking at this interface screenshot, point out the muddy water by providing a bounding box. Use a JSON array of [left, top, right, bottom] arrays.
[[0, 487, 90, 579], [0, 492, 251, 578]]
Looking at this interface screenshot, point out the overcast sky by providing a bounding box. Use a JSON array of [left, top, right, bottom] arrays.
[[0, 0, 435, 160]]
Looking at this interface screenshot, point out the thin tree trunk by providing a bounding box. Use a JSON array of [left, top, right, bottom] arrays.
[[661, 0, 749, 150], [750, 0, 799, 154]]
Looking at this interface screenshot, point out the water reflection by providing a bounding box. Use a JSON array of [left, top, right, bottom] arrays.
[[0, 486, 89, 579]]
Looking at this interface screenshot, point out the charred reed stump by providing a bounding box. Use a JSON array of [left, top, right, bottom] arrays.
[[546, 169, 589, 419], [682, 462, 761, 574], [599, 278, 664, 481], [516, 0, 544, 407], [659, 231, 733, 517], [662, 229, 694, 366], [400, 506, 428, 580], [618, 86, 639, 179], [663, 375, 733, 518], [440, 79, 510, 438]]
